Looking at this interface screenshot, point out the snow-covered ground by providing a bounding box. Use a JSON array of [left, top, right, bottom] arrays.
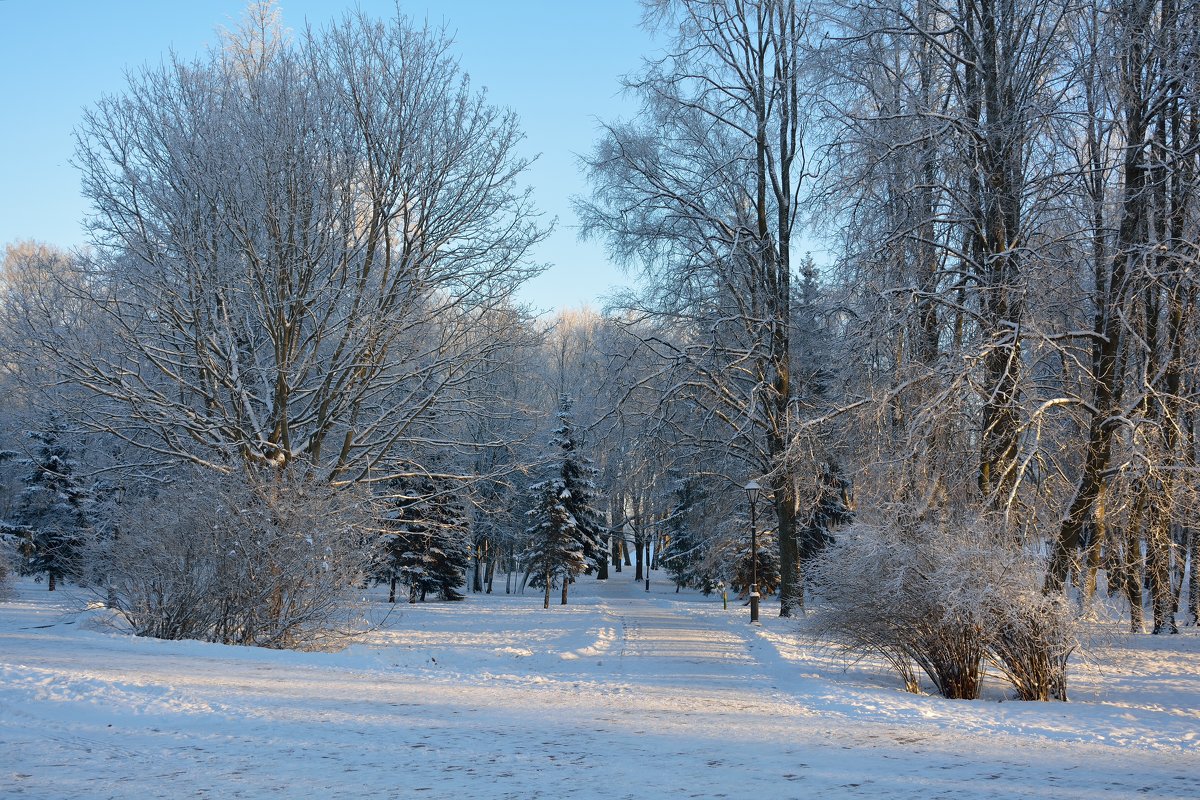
[[2, 574, 1197, 799]]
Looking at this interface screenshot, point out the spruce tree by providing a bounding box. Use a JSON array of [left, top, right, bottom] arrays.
[[550, 396, 606, 575], [663, 475, 719, 593], [8, 420, 92, 591], [378, 477, 470, 602], [524, 481, 587, 608], [732, 527, 781, 601], [0, 450, 19, 589], [524, 395, 606, 605], [798, 461, 854, 561]]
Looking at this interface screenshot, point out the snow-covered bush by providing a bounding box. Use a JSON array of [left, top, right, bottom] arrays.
[[985, 582, 1074, 701], [87, 468, 376, 650], [809, 515, 1076, 700]]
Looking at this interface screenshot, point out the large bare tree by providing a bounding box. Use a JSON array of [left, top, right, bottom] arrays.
[[580, 0, 813, 615], [52, 5, 545, 481]]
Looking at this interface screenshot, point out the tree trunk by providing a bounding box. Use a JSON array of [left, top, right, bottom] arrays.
[[597, 534, 609, 580], [1169, 525, 1185, 616], [544, 570, 551, 609], [1188, 526, 1199, 623], [1083, 485, 1109, 600], [561, 578, 569, 605], [776, 480, 801, 616], [970, 0, 1027, 510], [634, 528, 644, 581], [644, 539, 651, 592], [472, 541, 484, 593], [1146, 499, 1178, 634], [610, 493, 624, 573], [388, 575, 397, 604], [1124, 494, 1146, 633], [1047, 415, 1117, 593]]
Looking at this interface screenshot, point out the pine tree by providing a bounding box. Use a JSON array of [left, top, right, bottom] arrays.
[[378, 477, 471, 602], [7, 420, 92, 591]]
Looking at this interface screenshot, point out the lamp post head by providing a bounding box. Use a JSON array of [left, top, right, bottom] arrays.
[[744, 479, 762, 505]]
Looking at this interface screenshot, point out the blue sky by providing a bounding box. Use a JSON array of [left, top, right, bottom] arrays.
[[0, 1, 655, 312]]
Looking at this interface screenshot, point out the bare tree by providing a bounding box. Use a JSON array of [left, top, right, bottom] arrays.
[[52, 4, 546, 481], [581, 0, 814, 614], [814, 0, 1077, 512], [1045, 0, 1200, 635]]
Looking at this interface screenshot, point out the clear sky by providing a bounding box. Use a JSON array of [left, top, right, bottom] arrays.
[[0, 0, 656, 312]]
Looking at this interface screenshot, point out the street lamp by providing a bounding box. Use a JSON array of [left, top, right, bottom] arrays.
[[744, 480, 762, 624]]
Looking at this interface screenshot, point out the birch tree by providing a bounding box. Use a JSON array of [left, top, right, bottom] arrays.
[[1046, 0, 1200, 635], [581, 0, 814, 615]]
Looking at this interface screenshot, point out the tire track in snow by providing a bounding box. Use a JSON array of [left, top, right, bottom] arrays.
[[588, 581, 760, 693]]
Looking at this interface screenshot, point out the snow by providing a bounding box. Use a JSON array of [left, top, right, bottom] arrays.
[[1, 575, 1197, 799]]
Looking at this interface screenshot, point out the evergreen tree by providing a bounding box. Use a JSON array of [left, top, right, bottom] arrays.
[[524, 481, 588, 608], [549, 396, 606, 574], [6, 420, 92, 590], [799, 461, 854, 561], [524, 396, 606, 605], [662, 475, 719, 593], [378, 477, 470, 603], [0, 450, 19, 589], [731, 527, 781, 601]]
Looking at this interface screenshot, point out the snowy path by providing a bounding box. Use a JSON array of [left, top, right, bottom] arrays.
[[2, 576, 1198, 799]]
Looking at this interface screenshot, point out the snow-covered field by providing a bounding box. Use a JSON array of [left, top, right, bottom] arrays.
[[2, 574, 1197, 799]]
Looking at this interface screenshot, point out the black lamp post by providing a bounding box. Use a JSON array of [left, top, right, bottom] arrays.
[[745, 479, 761, 624]]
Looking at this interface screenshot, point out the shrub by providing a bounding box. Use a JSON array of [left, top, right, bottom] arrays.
[[87, 468, 377, 650], [809, 514, 1075, 700], [986, 585, 1074, 701]]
